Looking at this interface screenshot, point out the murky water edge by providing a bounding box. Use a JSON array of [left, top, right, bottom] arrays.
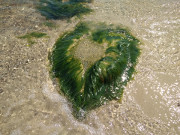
[[0, 0, 179, 134]]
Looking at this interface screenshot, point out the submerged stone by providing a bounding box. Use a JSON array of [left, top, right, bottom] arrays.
[[37, 0, 92, 20], [18, 32, 47, 46], [50, 22, 140, 118]]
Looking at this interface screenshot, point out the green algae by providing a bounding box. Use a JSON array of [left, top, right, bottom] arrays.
[[37, 0, 92, 20], [18, 32, 47, 46], [43, 21, 57, 28], [70, 0, 93, 2], [50, 22, 140, 118]]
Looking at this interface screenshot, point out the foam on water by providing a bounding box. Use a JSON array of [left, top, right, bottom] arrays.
[[42, 78, 107, 135]]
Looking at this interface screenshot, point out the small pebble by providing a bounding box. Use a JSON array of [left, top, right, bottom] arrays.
[[114, 104, 119, 108], [0, 88, 4, 94]]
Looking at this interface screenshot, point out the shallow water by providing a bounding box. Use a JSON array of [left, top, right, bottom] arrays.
[[0, 0, 179, 135]]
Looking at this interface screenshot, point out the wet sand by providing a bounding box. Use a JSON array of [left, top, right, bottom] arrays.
[[0, 0, 180, 135]]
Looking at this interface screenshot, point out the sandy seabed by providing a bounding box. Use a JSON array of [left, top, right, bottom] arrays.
[[0, 0, 179, 135]]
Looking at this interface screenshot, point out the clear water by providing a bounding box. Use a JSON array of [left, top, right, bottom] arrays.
[[0, 0, 179, 134]]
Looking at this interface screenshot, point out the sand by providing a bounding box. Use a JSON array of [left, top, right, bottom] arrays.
[[0, 0, 179, 134]]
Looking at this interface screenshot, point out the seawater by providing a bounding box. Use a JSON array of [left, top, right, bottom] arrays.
[[0, 0, 179, 134]]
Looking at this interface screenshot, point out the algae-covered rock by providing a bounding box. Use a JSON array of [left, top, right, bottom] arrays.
[[18, 32, 47, 46], [50, 22, 140, 118], [37, 0, 92, 20]]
